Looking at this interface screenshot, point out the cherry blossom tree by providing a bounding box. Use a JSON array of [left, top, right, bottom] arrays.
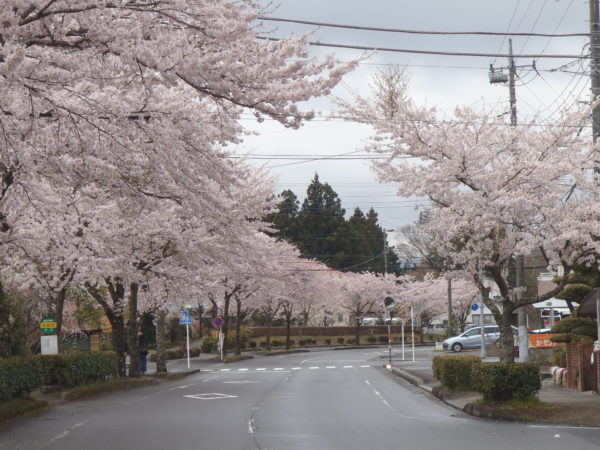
[[340, 66, 600, 361], [0, 1, 356, 360]]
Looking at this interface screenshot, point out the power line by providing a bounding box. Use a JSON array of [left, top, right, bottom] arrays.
[[257, 15, 590, 38], [256, 36, 590, 59]]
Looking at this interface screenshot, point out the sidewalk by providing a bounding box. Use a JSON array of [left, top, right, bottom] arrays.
[[387, 349, 600, 426]]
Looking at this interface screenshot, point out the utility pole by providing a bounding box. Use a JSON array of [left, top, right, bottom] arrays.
[[590, 0, 600, 141], [490, 39, 529, 362]]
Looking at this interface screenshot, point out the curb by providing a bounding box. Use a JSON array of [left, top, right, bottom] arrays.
[[387, 366, 432, 392]]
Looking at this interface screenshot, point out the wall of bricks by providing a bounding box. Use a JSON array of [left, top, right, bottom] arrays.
[[566, 342, 594, 391]]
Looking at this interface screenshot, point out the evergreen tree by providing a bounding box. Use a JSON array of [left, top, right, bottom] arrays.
[[266, 174, 402, 274]]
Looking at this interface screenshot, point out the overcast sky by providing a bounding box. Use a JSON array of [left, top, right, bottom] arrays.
[[234, 0, 591, 241]]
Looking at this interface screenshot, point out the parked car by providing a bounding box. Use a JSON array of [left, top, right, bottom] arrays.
[[442, 325, 501, 352]]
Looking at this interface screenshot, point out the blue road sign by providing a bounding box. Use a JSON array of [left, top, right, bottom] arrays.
[[180, 310, 193, 325], [471, 304, 479, 311]]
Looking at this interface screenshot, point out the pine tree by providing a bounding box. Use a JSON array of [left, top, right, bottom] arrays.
[[267, 174, 401, 274]]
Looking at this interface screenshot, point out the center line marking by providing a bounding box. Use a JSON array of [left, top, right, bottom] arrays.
[[238, 368, 248, 371], [256, 368, 266, 371], [344, 365, 353, 368], [326, 366, 336, 369], [309, 366, 319, 370]]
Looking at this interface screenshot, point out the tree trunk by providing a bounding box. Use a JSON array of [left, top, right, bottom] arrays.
[[222, 294, 230, 358], [197, 301, 204, 339], [0, 282, 11, 357], [155, 308, 168, 374], [126, 283, 140, 378], [54, 287, 68, 337], [86, 279, 128, 377], [355, 316, 361, 345], [285, 316, 292, 350], [235, 298, 242, 356], [266, 314, 273, 351], [499, 304, 516, 363]]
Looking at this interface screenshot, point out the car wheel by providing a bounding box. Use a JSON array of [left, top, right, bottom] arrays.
[[451, 343, 463, 352]]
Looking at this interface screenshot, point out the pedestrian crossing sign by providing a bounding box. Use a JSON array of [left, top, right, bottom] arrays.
[[180, 310, 193, 325]]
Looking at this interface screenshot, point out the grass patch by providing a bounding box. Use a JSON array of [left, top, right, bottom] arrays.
[[61, 377, 158, 401], [0, 397, 49, 425]]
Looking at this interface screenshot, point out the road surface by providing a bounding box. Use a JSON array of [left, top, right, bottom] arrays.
[[1, 348, 599, 449]]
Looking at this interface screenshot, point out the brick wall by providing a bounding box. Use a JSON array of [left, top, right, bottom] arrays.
[[565, 342, 594, 391]]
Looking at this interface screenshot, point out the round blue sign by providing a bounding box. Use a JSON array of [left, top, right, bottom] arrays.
[[213, 315, 224, 327], [471, 304, 479, 311]]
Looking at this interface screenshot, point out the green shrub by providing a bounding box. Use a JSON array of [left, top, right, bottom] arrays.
[[298, 340, 307, 346], [189, 347, 201, 357], [550, 345, 566, 367], [288, 339, 295, 346], [248, 341, 257, 349], [432, 355, 480, 390], [378, 336, 388, 344], [337, 337, 345, 345], [471, 362, 540, 402], [325, 339, 331, 345], [39, 352, 118, 388], [259, 341, 267, 347], [368, 336, 377, 343], [0, 352, 118, 400], [0, 356, 43, 401], [271, 340, 281, 347], [347, 338, 355, 345], [225, 326, 253, 349], [550, 316, 597, 343], [201, 336, 216, 353]]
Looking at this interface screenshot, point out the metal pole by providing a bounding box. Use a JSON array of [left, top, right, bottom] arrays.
[[590, 0, 600, 141], [401, 320, 405, 361], [383, 231, 388, 275], [517, 254, 529, 362], [447, 278, 452, 334], [508, 39, 517, 126], [387, 323, 392, 367], [186, 323, 190, 369], [411, 306, 415, 362], [479, 267, 486, 360]]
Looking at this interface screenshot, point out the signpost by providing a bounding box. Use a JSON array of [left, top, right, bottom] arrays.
[[180, 311, 193, 368], [40, 317, 58, 355], [384, 297, 395, 369]]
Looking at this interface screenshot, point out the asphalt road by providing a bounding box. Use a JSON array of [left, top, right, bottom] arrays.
[[1, 348, 599, 450]]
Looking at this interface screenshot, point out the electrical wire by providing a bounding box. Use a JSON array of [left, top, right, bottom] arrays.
[[256, 36, 590, 59], [257, 15, 590, 38]]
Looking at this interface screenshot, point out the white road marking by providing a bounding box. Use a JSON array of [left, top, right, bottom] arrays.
[[238, 368, 249, 371], [343, 365, 353, 368], [291, 367, 302, 370], [168, 384, 194, 391], [365, 380, 394, 411], [248, 419, 255, 434], [48, 420, 88, 444], [48, 431, 70, 443], [360, 365, 371, 368], [256, 368, 266, 371], [309, 366, 319, 370], [274, 368, 284, 371], [184, 393, 238, 400], [529, 425, 600, 430], [223, 380, 260, 384], [326, 366, 336, 369]]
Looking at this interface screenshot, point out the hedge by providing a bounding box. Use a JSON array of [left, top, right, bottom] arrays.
[[0, 352, 118, 401], [432, 355, 480, 390], [471, 362, 540, 401]]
